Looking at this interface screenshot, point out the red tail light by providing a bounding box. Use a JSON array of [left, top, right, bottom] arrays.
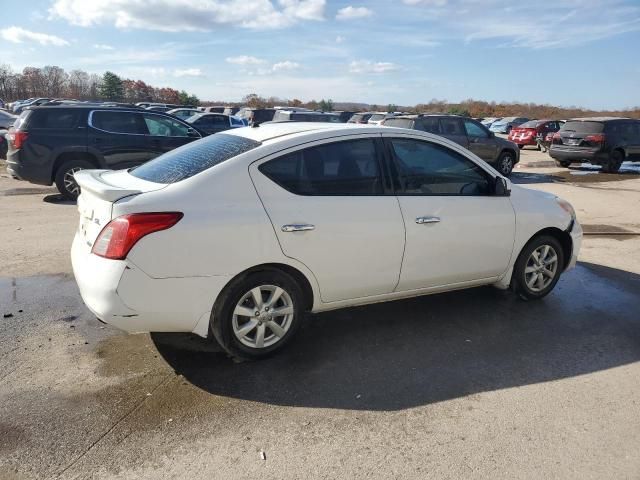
[[92, 212, 183, 260], [8, 131, 28, 149], [584, 133, 606, 144]]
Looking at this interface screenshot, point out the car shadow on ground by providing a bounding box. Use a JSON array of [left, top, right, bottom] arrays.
[[151, 261, 640, 411]]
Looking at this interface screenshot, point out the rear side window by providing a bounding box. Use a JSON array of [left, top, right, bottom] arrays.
[[439, 118, 464, 135], [259, 139, 383, 196], [419, 117, 440, 134], [29, 109, 82, 129], [562, 121, 604, 134], [92, 111, 144, 134], [369, 114, 386, 122], [130, 134, 261, 183], [143, 113, 191, 137], [12, 110, 31, 130]]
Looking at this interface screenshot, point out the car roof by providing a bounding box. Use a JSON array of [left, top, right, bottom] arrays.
[[566, 117, 632, 122]]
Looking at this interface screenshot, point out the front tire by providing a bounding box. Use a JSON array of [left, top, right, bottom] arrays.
[[496, 151, 515, 176], [54, 159, 94, 200], [212, 271, 305, 360], [512, 235, 565, 300]]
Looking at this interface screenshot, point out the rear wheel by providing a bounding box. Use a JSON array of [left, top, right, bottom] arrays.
[[518, 144, 525, 150], [554, 160, 571, 168], [512, 235, 565, 300], [212, 271, 305, 360], [496, 151, 515, 176], [601, 150, 624, 173], [54, 159, 94, 200]]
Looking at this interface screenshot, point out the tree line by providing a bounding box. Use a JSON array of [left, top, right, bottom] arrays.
[[0, 64, 200, 106]]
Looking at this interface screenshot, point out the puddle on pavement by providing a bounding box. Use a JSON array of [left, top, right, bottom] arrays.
[[2, 187, 57, 196]]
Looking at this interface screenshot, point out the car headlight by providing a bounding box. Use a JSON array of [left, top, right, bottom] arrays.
[[556, 197, 576, 220]]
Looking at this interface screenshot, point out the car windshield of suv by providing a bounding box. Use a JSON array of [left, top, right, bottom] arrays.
[[368, 114, 386, 121], [561, 121, 605, 134], [130, 134, 261, 184]]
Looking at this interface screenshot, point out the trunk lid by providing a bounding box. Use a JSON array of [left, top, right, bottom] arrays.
[[75, 169, 165, 247], [557, 121, 605, 148]]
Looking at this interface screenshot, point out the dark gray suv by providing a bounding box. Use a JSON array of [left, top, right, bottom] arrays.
[[382, 115, 520, 176]]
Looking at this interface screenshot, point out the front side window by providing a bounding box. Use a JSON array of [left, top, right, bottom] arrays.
[[464, 120, 488, 138], [92, 111, 144, 134], [389, 138, 492, 196], [143, 114, 191, 137], [259, 139, 382, 196]]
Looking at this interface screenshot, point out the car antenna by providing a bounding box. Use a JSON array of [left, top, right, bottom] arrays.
[[252, 121, 260, 128]]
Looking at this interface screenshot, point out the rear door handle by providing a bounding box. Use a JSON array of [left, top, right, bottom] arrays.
[[281, 224, 315, 232], [416, 216, 440, 224]]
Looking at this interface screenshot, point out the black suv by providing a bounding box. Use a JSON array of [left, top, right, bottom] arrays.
[[549, 117, 640, 173], [6, 106, 203, 199], [383, 114, 520, 176]]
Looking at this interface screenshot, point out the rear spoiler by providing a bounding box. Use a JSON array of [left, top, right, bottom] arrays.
[[74, 170, 142, 202]]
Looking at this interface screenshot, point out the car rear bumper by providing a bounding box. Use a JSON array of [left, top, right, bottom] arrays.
[[6, 150, 52, 185], [71, 232, 230, 336], [549, 146, 608, 164]]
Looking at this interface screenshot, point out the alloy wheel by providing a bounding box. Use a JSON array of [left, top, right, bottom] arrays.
[[63, 167, 83, 196], [524, 244, 559, 292], [500, 155, 514, 175], [232, 285, 294, 349]]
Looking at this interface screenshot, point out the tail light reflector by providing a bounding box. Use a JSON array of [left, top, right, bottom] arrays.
[[92, 212, 183, 260], [8, 131, 28, 149], [584, 133, 606, 144]]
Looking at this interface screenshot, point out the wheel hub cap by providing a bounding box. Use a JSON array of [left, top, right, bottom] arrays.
[[524, 244, 559, 293]]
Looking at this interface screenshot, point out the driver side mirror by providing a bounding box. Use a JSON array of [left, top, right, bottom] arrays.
[[494, 176, 511, 196]]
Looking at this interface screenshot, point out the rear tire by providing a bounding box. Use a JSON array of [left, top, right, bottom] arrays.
[[601, 150, 624, 173], [212, 271, 305, 360], [518, 144, 524, 150], [554, 160, 571, 168], [512, 235, 565, 300], [54, 159, 94, 200]]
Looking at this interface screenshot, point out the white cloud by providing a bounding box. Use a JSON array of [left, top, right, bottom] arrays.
[[174, 68, 204, 77], [226, 55, 267, 65], [349, 60, 400, 74], [49, 0, 326, 32], [336, 5, 373, 20], [93, 43, 114, 50], [0, 26, 69, 46], [335, 35, 345, 43], [401, 0, 640, 49], [272, 60, 300, 71]]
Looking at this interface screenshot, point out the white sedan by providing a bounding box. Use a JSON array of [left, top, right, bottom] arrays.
[[71, 123, 582, 359]]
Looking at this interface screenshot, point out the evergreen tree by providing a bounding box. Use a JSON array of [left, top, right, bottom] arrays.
[[99, 71, 124, 101]]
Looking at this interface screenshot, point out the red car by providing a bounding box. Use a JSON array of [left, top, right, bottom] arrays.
[[509, 120, 564, 150]]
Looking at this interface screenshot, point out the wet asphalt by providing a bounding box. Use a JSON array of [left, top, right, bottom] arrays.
[[1, 157, 640, 479]]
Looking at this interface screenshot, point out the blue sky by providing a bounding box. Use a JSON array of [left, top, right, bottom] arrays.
[[1, 0, 639, 109]]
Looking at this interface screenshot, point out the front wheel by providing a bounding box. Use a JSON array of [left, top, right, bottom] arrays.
[[512, 235, 565, 300], [54, 159, 94, 200], [496, 151, 515, 176], [212, 271, 305, 360]]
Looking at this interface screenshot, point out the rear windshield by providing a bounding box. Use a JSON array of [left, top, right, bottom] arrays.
[[369, 114, 386, 121], [130, 134, 261, 184], [561, 121, 604, 134], [13, 110, 32, 130], [383, 118, 414, 129], [519, 120, 542, 128]]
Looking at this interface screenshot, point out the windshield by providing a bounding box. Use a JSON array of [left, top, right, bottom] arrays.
[[369, 114, 386, 121], [130, 134, 261, 184], [499, 117, 516, 123], [561, 121, 605, 134]]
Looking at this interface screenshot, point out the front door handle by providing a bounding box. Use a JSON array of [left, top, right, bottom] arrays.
[[281, 224, 315, 232], [416, 216, 440, 225]]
